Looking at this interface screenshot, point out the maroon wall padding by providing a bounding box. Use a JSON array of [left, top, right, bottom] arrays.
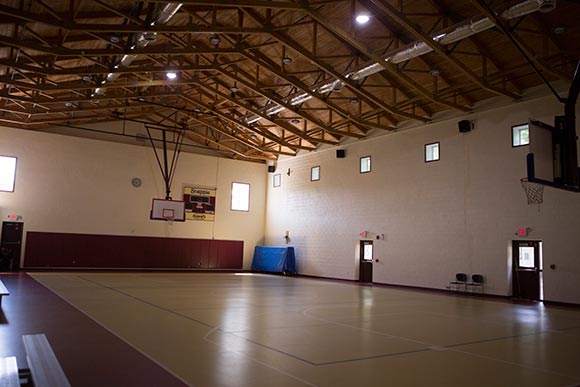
[[24, 232, 243, 269]]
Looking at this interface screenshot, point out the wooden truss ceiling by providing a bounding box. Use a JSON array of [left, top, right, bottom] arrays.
[[0, 0, 578, 161]]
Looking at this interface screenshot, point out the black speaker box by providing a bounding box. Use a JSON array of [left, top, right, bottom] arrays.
[[336, 149, 346, 158], [458, 120, 473, 133], [267, 165, 276, 173]]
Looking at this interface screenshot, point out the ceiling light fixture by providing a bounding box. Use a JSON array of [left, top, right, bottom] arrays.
[[430, 68, 441, 77], [209, 35, 221, 45], [166, 72, 177, 80], [110, 36, 121, 44], [552, 26, 566, 35], [355, 14, 370, 24], [349, 98, 358, 105], [282, 57, 293, 64], [230, 84, 240, 93], [290, 119, 300, 124]]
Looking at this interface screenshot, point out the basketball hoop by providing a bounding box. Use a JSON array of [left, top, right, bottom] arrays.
[[163, 215, 175, 225], [520, 178, 544, 207]]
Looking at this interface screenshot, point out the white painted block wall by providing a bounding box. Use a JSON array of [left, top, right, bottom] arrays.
[[265, 94, 580, 304], [0, 126, 267, 268]]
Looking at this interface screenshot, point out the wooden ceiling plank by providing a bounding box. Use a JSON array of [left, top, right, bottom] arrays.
[[151, 111, 291, 158], [188, 76, 340, 144], [298, 3, 472, 112], [152, 113, 280, 160], [233, 49, 382, 133], [427, 0, 523, 93], [360, 0, 474, 107], [367, 0, 520, 100], [244, 8, 431, 122], [470, 0, 570, 82], [178, 92, 320, 149], [92, 0, 144, 25]]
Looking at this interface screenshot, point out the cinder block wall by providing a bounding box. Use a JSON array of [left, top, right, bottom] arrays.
[[265, 94, 580, 304]]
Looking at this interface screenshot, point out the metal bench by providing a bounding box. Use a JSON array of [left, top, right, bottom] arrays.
[[23, 334, 71, 387], [0, 280, 8, 307], [0, 356, 19, 387]]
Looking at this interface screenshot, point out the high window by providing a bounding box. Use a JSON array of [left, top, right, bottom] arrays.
[[0, 156, 17, 192], [311, 166, 320, 181], [273, 174, 281, 188], [425, 142, 440, 162], [231, 182, 250, 211], [512, 124, 529, 147], [360, 156, 371, 173]]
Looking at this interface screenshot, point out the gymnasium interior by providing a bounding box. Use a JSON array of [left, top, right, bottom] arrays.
[[1, 0, 580, 386]]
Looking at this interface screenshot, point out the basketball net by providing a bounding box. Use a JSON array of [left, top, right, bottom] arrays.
[[520, 178, 544, 211]]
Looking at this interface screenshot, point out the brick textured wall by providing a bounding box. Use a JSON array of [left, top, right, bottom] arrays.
[[265, 93, 580, 304]]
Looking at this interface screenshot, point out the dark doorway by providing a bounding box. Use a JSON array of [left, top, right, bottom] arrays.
[[512, 240, 542, 301], [359, 240, 373, 283], [1, 221, 23, 272]]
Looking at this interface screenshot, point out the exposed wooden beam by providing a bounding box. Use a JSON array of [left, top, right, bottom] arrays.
[[294, 5, 472, 113], [365, 0, 520, 100]]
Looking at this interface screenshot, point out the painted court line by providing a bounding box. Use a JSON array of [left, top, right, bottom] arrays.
[[28, 274, 194, 387]]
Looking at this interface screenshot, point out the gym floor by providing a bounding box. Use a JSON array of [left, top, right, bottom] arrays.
[[2, 272, 580, 386]]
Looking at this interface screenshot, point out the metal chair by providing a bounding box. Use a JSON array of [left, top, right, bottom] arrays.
[[469, 274, 484, 292], [448, 273, 468, 291]]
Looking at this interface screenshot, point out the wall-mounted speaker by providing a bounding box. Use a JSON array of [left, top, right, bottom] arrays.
[[458, 120, 474, 133], [336, 149, 346, 158], [267, 165, 276, 173]]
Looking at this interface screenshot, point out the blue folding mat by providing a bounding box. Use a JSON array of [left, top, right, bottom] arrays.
[[251, 246, 296, 274]]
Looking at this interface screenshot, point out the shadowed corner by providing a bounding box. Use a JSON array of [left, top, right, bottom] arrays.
[[0, 309, 7, 324]]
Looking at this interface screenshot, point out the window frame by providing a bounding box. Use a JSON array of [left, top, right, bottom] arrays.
[[0, 155, 17, 193], [512, 123, 530, 147], [424, 142, 440, 163], [230, 182, 250, 212], [273, 173, 281, 188], [359, 156, 371, 174], [310, 166, 320, 182]]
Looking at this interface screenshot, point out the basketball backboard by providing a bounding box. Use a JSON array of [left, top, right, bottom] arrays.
[[150, 198, 186, 221], [526, 120, 580, 193]]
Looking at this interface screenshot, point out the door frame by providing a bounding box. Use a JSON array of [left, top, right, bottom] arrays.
[[512, 240, 543, 301], [359, 240, 373, 283]]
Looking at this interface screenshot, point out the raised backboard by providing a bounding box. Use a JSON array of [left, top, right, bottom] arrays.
[[150, 198, 186, 221], [527, 120, 580, 192], [528, 120, 555, 182]]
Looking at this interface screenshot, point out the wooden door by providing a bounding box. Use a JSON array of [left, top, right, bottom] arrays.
[[359, 241, 373, 283], [513, 240, 542, 300]]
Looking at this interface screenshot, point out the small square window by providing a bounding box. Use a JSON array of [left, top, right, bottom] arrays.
[[311, 166, 320, 181], [0, 156, 17, 192], [425, 142, 440, 162], [273, 174, 281, 188], [231, 182, 250, 211], [512, 124, 529, 147], [360, 156, 371, 173]]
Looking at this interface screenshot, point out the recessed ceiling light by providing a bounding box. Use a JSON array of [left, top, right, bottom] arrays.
[[166, 72, 177, 80], [209, 35, 221, 45], [355, 14, 370, 24], [290, 119, 300, 124], [552, 26, 566, 35]]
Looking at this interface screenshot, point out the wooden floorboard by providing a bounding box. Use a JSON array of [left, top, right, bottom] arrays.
[[0, 273, 187, 387]]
